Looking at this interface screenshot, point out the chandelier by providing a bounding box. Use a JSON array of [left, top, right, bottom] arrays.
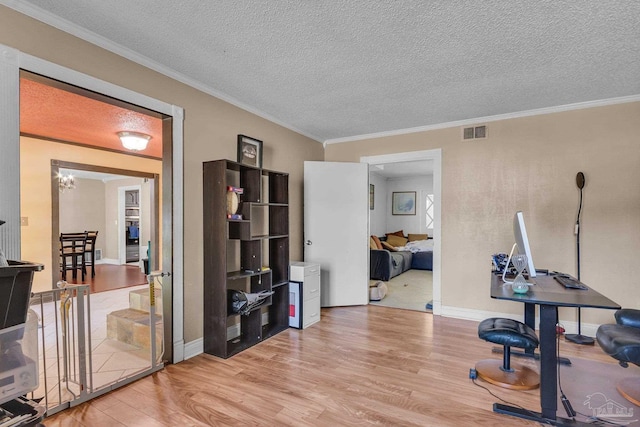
[[58, 172, 75, 192]]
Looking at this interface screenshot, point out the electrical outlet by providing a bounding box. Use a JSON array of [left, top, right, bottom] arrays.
[[20, 217, 28, 226]]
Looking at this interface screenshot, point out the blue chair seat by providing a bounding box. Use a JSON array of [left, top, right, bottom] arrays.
[[596, 309, 640, 406], [478, 317, 539, 351], [476, 317, 540, 390], [596, 324, 640, 367]]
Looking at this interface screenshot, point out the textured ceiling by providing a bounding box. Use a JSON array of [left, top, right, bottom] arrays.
[[20, 76, 163, 158], [8, 1, 640, 142]]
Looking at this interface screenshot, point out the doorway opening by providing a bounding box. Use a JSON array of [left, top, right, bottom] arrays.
[[1, 44, 184, 369], [361, 149, 442, 315], [0, 55, 183, 412], [52, 161, 160, 294], [20, 70, 166, 293]]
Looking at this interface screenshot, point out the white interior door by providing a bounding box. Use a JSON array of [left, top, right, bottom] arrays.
[[304, 161, 369, 307]]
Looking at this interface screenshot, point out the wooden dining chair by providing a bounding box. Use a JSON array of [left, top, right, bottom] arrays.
[[83, 230, 99, 278], [60, 232, 87, 281]]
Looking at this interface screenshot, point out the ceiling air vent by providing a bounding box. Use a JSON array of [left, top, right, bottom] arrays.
[[462, 125, 487, 141], [463, 127, 475, 140]]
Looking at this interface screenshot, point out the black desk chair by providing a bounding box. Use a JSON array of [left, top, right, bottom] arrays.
[[59, 232, 87, 281], [596, 309, 640, 406], [476, 317, 540, 390], [83, 230, 99, 278]]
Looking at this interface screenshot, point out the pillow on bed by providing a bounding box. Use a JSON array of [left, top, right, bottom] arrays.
[[385, 230, 404, 238], [371, 235, 383, 250], [408, 233, 428, 241], [370, 237, 378, 249], [386, 234, 408, 247], [381, 241, 398, 252]]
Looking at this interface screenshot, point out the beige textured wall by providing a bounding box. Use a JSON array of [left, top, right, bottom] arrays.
[[59, 178, 106, 235], [20, 136, 162, 292], [2, 6, 324, 343], [326, 102, 640, 325]]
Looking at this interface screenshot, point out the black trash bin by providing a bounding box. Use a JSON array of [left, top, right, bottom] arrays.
[[0, 261, 44, 340]]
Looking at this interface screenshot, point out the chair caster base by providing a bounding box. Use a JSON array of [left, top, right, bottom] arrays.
[[475, 359, 539, 390], [617, 377, 640, 406]]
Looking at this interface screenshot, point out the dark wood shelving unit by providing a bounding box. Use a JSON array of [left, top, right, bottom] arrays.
[[203, 159, 289, 358]]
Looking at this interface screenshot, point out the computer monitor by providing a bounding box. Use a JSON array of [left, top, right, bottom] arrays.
[[513, 211, 536, 278]]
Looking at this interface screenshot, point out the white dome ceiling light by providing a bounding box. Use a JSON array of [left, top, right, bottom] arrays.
[[118, 131, 151, 151]]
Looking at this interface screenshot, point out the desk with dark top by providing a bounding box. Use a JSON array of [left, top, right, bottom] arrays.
[[490, 273, 620, 425]]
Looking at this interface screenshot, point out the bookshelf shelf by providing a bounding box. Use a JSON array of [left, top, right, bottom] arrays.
[[203, 159, 289, 358]]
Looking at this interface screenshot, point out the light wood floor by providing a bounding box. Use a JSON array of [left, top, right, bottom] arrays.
[[43, 305, 622, 426]]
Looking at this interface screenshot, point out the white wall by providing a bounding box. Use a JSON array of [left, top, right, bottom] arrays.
[[386, 175, 433, 236], [369, 172, 388, 236]]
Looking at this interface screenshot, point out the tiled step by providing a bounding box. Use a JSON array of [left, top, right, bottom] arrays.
[[106, 308, 162, 349], [128, 288, 162, 315]]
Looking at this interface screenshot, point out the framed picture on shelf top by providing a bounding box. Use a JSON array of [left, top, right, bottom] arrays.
[[237, 134, 263, 168], [392, 191, 416, 215]]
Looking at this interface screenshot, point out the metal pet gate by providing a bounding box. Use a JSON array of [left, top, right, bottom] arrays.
[[27, 274, 165, 416]]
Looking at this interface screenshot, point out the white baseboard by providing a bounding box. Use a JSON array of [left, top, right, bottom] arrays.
[[439, 305, 601, 337], [183, 338, 203, 360], [183, 306, 602, 362], [561, 321, 599, 338], [440, 305, 520, 323], [99, 258, 145, 273]]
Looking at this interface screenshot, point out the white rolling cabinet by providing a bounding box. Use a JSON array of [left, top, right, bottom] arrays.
[[289, 262, 321, 329]]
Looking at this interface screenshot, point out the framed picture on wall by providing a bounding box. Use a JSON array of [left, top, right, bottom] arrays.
[[392, 191, 416, 215], [237, 134, 263, 168], [369, 184, 375, 210]]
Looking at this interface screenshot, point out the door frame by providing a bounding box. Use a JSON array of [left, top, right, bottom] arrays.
[[361, 149, 442, 315], [0, 44, 185, 362], [119, 184, 144, 266], [51, 161, 159, 273]]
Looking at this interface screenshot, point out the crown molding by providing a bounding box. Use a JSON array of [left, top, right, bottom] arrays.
[[324, 94, 640, 145], [4, 1, 638, 147], [2, 1, 323, 143]]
